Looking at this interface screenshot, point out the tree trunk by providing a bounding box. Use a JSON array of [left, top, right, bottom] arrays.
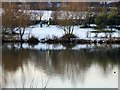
[[19, 28, 25, 41]]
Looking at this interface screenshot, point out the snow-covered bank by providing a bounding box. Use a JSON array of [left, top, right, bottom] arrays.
[[23, 24, 64, 40], [23, 23, 119, 40]]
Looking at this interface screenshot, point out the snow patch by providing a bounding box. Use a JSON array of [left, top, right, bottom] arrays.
[[23, 24, 119, 40]]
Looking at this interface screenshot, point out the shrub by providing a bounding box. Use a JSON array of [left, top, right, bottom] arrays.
[[60, 34, 77, 40], [27, 36, 39, 44]]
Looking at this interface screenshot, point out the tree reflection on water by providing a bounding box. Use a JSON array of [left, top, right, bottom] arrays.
[[2, 43, 119, 88]]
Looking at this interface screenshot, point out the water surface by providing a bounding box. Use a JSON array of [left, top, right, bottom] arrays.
[[2, 43, 119, 88]]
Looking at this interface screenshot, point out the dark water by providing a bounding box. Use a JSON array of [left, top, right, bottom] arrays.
[[1, 43, 120, 88]]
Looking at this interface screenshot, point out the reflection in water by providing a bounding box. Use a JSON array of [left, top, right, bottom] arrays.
[[2, 43, 119, 88], [0, 46, 2, 89], [0, 63, 2, 89]]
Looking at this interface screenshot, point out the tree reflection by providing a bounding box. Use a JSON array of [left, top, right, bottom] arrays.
[[2, 43, 120, 87]]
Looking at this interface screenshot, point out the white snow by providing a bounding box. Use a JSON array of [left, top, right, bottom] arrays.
[[23, 24, 64, 40], [23, 23, 119, 40]]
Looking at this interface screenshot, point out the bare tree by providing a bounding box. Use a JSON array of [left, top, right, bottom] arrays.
[[2, 2, 32, 41], [29, 3, 45, 25], [16, 3, 32, 40], [38, 2, 46, 21], [51, 2, 89, 36], [2, 2, 20, 41], [2, 2, 17, 32]]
